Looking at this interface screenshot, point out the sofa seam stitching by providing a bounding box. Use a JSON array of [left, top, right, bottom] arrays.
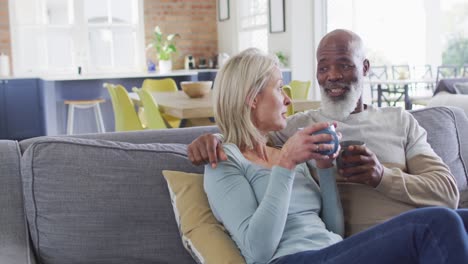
[[449, 107, 468, 186], [29, 143, 41, 261], [31, 140, 189, 157]]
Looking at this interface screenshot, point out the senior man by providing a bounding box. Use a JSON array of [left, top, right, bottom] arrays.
[[188, 29, 459, 236]]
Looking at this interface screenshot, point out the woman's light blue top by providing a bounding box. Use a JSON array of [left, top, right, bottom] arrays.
[[204, 144, 343, 264]]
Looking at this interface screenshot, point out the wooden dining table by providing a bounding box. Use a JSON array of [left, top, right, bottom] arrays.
[[129, 91, 321, 126]]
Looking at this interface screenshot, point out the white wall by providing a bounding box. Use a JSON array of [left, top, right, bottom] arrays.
[[268, 0, 292, 67], [424, 0, 442, 71], [217, 0, 327, 99], [289, 0, 315, 98], [217, 1, 238, 57]]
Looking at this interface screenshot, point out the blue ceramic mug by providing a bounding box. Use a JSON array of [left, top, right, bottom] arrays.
[[312, 124, 339, 155]]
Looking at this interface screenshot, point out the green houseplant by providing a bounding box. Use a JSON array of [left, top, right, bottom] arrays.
[[275, 51, 288, 67], [151, 26, 180, 73]]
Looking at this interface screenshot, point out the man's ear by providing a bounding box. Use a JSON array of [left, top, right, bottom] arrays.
[[363, 59, 370, 76]]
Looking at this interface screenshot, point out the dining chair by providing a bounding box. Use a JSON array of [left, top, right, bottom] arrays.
[[368, 65, 389, 80], [142, 78, 178, 92], [140, 78, 181, 128], [391, 65, 411, 80], [436, 65, 458, 84], [282, 85, 294, 116], [408, 64, 436, 107], [288, 80, 311, 99], [408, 65, 435, 108], [103, 83, 145, 132], [390, 65, 413, 105], [132, 88, 168, 130], [412, 64, 433, 80], [462, 64, 468, 77], [368, 65, 391, 106]]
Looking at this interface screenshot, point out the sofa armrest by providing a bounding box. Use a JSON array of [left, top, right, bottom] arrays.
[[410, 106, 468, 194], [0, 140, 34, 264]]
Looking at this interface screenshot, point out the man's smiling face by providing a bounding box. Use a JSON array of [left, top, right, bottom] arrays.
[[315, 31, 369, 120]]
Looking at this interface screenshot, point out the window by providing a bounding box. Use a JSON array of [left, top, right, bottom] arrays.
[[327, 0, 427, 66], [9, 0, 144, 75], [238, 0, 268, 53], [326, 0, 468, 69]]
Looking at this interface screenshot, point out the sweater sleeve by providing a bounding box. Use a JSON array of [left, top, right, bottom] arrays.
[[375, 112, 459, 208], [318, 167, 344, 237], [376, 154, 459, 208], [204, 159, 295, 263]]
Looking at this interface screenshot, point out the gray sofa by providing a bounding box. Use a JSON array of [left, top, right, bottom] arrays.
[[1, 106, 467, 264]]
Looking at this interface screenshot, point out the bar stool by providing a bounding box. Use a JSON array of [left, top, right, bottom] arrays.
[[64, 99, 106, 135]]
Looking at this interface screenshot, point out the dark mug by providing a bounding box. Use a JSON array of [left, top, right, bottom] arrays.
[[312, 125, 339, 155], [337, 140, 365, 169]]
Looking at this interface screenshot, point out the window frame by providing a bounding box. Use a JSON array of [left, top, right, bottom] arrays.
[[237, 0, 269, 53], [9, 0, 145, 76]]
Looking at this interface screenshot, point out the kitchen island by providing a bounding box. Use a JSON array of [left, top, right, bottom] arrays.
[[1, 69, 291, 139]]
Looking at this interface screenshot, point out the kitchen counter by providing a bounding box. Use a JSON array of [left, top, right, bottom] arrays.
[[41, 70, 200, 81], [0, 68, 292, 82]]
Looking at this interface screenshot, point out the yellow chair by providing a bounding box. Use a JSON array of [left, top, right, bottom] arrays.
[[103, 83, 145, 132], [132, 88, 168, 130], [282, 85, 294, 116], [142, 78, 178, 92], [140, 78, 181, 128], [288, 80, 311, 99]]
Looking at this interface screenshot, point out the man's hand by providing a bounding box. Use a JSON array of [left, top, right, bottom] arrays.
[[187, 134, 227, 168], [338, 145, 384, 187]]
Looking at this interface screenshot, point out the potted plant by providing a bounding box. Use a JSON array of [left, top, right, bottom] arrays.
[[151, 26, 180, 73], [275, 51, 288, 68]]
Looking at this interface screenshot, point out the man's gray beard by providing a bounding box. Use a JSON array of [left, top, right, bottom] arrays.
[[319, 80, 363, 121]]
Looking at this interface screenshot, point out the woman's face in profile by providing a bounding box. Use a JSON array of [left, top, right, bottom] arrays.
[[251, 66, 291, 134]]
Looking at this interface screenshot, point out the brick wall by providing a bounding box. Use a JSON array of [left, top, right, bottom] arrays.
[[0, 0, 12, 74], [144, 0, 218, 69]]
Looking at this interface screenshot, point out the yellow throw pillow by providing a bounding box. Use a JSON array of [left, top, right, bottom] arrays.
[[162, 170, 246, 264]]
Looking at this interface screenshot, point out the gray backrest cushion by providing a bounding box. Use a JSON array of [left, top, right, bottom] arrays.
[[20, 126, 220, 154], [410, 106, 468, 191], [0, 140, 33, 264], [454, 82, 468, 94], [21, 137, 201, 264]]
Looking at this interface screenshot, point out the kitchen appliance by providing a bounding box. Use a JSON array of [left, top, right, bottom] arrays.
[[198, 57, 207, 69], [184, 55, 196, 70]]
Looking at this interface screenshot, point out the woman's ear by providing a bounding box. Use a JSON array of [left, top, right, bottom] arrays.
[[247, 97, 258, 109]]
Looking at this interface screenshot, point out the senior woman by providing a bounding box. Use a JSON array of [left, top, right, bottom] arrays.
[[203, 48, 468, 264]]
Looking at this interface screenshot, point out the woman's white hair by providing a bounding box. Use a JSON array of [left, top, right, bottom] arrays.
[[213, 48, 279, 150]]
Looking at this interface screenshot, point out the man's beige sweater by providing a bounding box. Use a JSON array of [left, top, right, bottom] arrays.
[[269, 105, 459, 236]]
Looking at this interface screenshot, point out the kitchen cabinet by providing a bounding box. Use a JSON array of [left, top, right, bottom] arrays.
[[0, 79, 45, 140]]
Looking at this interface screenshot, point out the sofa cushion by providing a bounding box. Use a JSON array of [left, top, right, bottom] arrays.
[[454, 82, 468, 94], [21, 137, 200, 264], [427, 92, 468, 117], [411, 106, 468, 192], [19, 126, 220, 154], [162, 170, 245, 264], [434, 77, 468, 95]]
